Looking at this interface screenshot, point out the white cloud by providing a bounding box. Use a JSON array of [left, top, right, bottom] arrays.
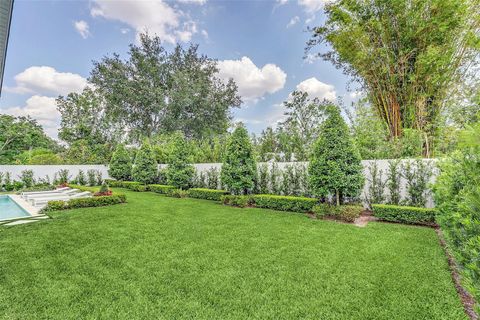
[[294, 77, 336, 101], [201, 29, 208, 39], [277, 0, 288, 5], [7, 66, 87, 96], [3, 95, 60, 138], [287, 16, 300, 28], [91, 0, 200, 43], [349, 91, 364, 99], [74, 20, 90, 39], [217, 57, 287, 102], [298, 0, 331, 13], [177, 0, 207, 4], [120, 28, 130, 34]]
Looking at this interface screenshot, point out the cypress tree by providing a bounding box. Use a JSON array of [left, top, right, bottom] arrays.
[[165, 132, 195, 189], [132, 139, 158, 184], [308, 105, 364, 205], [109, 144, 132, 181], [221, 124, 257, 195]]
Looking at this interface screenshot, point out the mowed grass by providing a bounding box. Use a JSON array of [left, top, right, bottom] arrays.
[[0, 190, 466, 319]]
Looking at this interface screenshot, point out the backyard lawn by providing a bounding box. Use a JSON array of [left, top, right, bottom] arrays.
[[0, 190, 467, 319]]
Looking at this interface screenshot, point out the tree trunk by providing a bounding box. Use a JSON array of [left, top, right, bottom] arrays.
[[336, 189, 340, 206]]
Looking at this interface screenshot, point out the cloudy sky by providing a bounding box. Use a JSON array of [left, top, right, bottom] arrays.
[[0, 0, 360, 139]]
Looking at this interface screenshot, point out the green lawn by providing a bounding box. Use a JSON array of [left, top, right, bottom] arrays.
[[0, 190, 466, 319]]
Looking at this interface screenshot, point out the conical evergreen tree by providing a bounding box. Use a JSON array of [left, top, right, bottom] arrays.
[[165, 132, 195, 189], [308, 104, 364, 205], [132, 139, 158, 184], [221, 124, 257, 195], [109, 144, 132, 181]]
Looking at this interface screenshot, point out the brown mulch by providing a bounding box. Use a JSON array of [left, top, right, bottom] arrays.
[[436, 228, 478, 320]]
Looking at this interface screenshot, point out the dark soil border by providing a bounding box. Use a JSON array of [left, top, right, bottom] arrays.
[[436, 228, 478, 320]]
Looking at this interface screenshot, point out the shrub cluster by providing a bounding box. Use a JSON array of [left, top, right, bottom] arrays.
[[188, 188, 228, 201], [148, 184, 176, 194], [43, 194, 127, 212], [313, 204, 363, 222], [252, 194, 318, 213], [372, 204, 436, 225], [166, 189, 189, 198], [221, 195, 253, 208]]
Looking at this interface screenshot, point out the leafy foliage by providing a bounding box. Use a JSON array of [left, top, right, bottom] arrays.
[[165, 132, 195, 190], [308, 0, 480, 156], [132, 139, 158, 185], [434, 122, 480, 304], [109, 144, 132, 181], [373, 204, 436, 225], [0, 115, 57, 164], [90, 33, 241, 142], [221, 125, 257, 195], [188, 188, 228, 201], [253, 194, 317, 213], [402, 160, 434, 207], [308, 104, 364, 205]]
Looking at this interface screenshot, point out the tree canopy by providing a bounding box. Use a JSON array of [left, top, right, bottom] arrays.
[[90, 33, 241, 142], [308, 0, 480, 156]]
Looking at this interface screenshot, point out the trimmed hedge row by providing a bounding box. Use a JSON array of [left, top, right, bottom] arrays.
[[313, 204, 363, 222], [221, 195, 253, 208], [43, 194, 127, 212], [188, 188, 228, 201], [148, 184, 176, 194], [372, 204, 436, 225], [252, 194, 318, 213]]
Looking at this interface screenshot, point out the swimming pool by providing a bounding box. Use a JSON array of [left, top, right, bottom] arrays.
[[0, 195, 31, 221]]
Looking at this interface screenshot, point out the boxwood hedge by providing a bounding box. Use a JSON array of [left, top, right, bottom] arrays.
[[372, 204, 436, 225]]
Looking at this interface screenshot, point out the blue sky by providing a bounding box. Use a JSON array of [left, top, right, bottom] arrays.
[[0, 0, 360, 139]]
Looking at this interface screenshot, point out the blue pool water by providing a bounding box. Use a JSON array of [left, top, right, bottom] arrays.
[[0, 196, 30, 220]]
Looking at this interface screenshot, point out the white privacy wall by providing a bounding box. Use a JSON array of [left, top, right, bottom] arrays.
[[0, 165, 111, 182], [1, 159, 438, 207]]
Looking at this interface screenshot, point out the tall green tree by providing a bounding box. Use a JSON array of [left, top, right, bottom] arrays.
[[132, 139, 158, 184], [90, 33, 241, 142], [308, 0, 480, 156], [0, 115, 56, 164], [221, 124, 257, 195], [309, 105, 364, 205], [278, 91, 327, 159], [109, 144, 132, 181], [165, 132, 195, 189]]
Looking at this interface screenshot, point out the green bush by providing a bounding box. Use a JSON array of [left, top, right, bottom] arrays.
[[122, 181, 142, 189], [148, 184, 176, 194], [132, 139, 158, 185], [188, 188, 228, 201], [252, 194, 318, 213], [221, 195, 252, 208], [308, 104, 364, 205], [43, 194, 127, 212], [166, 189, 189, 198], [128, 184, 148, 192], [221, 125, 257, 195], [372, 204, 436, 225], [165, 132, 195, 190], [313, 204, 363, 223], [104, 179, 122, 187], [433, 123, 480, 304], [109, 144, 132, 181]]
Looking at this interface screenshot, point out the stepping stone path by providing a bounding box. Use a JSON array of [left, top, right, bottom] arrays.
[[354, 210, 377, 227]]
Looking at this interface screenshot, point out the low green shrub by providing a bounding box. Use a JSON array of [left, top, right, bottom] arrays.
[[148, 184, 176, 194], [221, 195, 252, 208], [129, 184, 148, 192], [43, 194, 127, 212], [166, 189, 189, 198], [104, 179, 123, 188], [122, 181, 142, 190], [313, 204, 363, 223], [188, 188, 228, 201], [252, 194, 318, 213], [372, 204, 436, 225]]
